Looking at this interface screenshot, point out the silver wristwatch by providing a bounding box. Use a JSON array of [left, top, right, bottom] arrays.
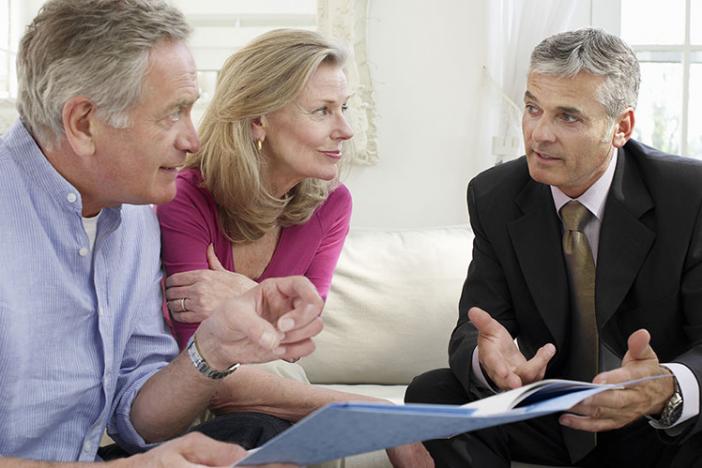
[[186, 335, 240, 380], [656, 376, 683, 427]]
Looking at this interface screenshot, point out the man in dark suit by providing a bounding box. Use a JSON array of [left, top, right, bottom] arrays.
[[406, 28, 702, 468]]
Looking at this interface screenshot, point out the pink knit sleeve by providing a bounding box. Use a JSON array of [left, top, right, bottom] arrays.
[[156, 172, 216, 348], [305, 185, 352, 300]]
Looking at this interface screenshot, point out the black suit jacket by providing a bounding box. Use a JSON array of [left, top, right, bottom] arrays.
[[449, 139, 702, 443]]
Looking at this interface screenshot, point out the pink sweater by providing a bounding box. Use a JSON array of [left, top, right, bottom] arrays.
[[156, 168, 352, 349]]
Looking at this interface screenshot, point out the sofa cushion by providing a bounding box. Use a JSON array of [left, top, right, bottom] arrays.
[[300, 225, 473, 385], [315, 384, 407, 405]]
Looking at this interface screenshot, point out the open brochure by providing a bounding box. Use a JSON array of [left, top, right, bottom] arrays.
[[233, 375, 669, 466]]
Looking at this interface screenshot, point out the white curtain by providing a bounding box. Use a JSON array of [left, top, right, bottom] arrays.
[[317, 0, 378, 165], [479, 0, 578, 166]]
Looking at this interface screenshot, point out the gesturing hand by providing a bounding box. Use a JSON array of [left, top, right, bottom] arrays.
[[560, 329, 675, 432], [194, 275, 324, 368], [469, 307, 555, 390], [166, 245, 258, 323]]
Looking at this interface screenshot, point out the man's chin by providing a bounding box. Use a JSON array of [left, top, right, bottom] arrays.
[[140, 185, 178, 206], [526, 164, 561, 187]]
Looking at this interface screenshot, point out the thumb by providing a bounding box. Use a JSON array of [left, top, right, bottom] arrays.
[[468, 307, 499, 336], [228, 297, 285, 351], [625, 329, 656, 362], [207, 244, 226, 272], [176, 433, 247, 465]]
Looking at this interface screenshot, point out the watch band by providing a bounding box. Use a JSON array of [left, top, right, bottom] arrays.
[[656, 375, 683, 427], [186, 335, 240, 380]]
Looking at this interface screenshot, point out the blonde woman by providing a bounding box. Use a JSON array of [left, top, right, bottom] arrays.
[[156, 29, 433, 467]]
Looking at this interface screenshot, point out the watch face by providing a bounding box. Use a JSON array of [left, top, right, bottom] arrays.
[[661, 390, 683, 426]]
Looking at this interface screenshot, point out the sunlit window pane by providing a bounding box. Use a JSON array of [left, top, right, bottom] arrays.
[[0, 0, 8, 99], [689, 64, 702, 158], [693, 0, 702, 45], [172, 0, 316, 15], [0, 51, 9, 99], [0, 0, 8, 51], [634, 62, 683, 155], [621, 0, 685, 45]]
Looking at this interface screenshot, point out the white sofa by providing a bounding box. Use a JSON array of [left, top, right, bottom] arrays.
[[298, 225, 563, 468]]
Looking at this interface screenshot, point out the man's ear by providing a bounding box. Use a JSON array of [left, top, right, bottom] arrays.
[[612, 108, 635, 148], [250, 116, 267, 142], [62, 96, 97, 156]]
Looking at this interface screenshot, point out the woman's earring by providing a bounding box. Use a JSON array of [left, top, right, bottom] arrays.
[[256, 139, 263, 152]]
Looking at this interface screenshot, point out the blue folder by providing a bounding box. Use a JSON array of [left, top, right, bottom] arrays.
[[234, 379, 617, 466]]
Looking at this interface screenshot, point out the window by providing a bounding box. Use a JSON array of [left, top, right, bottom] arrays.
[[594, 0, 702, 158], [0, 0, 14, 100], [170, 0, 317, 119], [0, 0, 318, 132]]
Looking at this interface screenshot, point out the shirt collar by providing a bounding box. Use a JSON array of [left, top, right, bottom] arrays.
[[5, 120, 119, 222], [551, 148, 617, 221]]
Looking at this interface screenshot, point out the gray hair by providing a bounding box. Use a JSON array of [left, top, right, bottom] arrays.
[[16, 0, 191, 147], [529, 28, 640, 118]]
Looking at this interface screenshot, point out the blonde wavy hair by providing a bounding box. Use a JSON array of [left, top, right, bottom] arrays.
[[186, 29, 348, 243]]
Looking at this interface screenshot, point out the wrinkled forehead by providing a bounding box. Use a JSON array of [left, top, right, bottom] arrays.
[[298, 63, 350, 102], [525, 71, 608, 114]]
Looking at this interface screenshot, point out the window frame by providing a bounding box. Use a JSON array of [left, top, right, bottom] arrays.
[[592, 0, 700, 157]]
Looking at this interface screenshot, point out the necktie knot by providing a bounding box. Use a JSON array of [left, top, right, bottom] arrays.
[[560, 200, 592, 232]]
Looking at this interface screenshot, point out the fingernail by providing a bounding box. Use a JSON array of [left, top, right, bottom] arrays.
[[260, 331, 280, 349], [273, 346, 286, 356], [278, 317, 295, 332]]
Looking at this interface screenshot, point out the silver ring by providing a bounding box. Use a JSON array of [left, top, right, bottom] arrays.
[[180, 297, 187, 312]]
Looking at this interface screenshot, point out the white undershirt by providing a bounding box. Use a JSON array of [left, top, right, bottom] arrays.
[[82, 213, 100, 251]]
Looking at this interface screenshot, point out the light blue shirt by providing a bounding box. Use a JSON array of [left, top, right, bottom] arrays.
[[0, 121, 179, 461]]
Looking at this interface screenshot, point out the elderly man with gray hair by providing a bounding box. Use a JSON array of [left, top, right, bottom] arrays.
[[0, 1, 321, 466], [407, 28, 702, 467]]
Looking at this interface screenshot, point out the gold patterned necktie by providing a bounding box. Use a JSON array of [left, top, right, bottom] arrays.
[[560, 200, 598, 462]]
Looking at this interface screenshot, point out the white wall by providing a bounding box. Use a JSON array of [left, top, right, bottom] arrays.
[[345, 0, 593, 228], [344, 0, 488, 228]]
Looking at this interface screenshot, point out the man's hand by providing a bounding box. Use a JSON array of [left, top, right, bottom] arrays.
[[120, 432, 297, 468], [119, 432, 245, 467], [386, 442, 434, 468], [469, 307, 555, 390], [166, 245, 258, 323], [560, 329, 675, 432], [195, 275, 324, 368]]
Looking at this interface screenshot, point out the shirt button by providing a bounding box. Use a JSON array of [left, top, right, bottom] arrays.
[[66, 193, 77, 203], [79, 247, 89, 257], [98, 307, 105, 316], [82, 442, 92, 453]]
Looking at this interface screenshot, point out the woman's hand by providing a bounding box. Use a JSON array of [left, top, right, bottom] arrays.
[[166, 244, 258, 323]]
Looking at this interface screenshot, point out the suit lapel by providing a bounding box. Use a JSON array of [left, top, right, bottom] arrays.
[[596, 148, 655, 352], [508, 181, 570, 350]]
